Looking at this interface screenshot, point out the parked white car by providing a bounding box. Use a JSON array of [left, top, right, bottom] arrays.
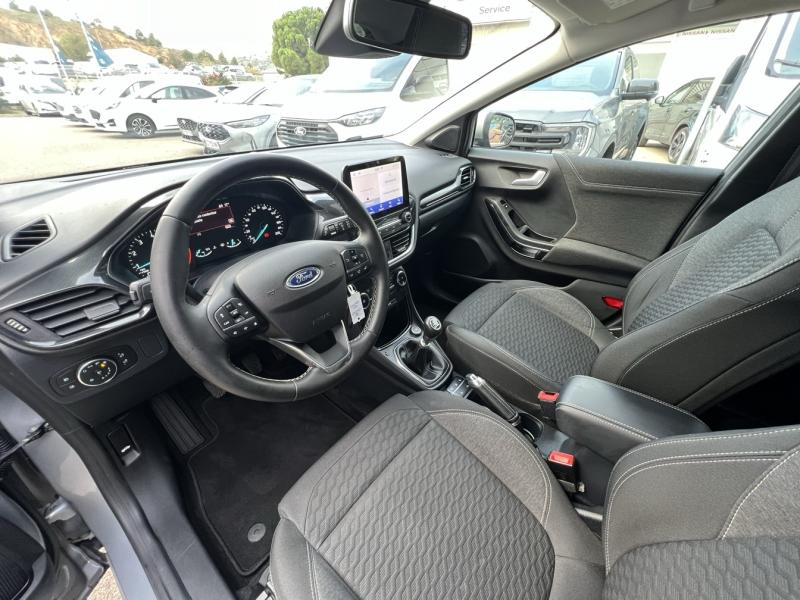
[[17, 78, 70, 116], [276, 54, 449, 146], [178, 76, 317, 154], [94, 81, 217, 137], [69, 76, 176, 127]]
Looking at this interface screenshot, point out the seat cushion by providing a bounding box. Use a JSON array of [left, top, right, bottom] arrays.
[[271, 391, 604, 600], [445, 281, 615, 412]]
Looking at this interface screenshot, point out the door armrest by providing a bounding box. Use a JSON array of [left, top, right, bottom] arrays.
[[554, 376, 709, 463]]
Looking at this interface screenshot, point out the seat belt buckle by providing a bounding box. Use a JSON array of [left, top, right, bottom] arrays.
[[602, 296, 625, 310], [537, 390, 559, 420], [547, 450, 584, 494]]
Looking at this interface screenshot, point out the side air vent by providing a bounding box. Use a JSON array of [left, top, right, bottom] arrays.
[[459, 166, 476, 189], [4, 218, 54, 259], [16, 286, 138, 338]]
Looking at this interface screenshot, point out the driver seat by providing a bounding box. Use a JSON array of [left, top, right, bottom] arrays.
[[270, 391, 800, 600]]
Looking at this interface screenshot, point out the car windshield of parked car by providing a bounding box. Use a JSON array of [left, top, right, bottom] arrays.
[[0, 0, 553, 183], [527, 53, 619, 94], [312, 54, 413, 93]]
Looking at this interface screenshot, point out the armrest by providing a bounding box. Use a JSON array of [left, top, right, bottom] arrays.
[[554, 375, 709, 463]]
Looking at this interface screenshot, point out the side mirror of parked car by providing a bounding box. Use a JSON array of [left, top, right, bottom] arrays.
[[485, 113, 516, 148], [622, 79, 659, 101], [653, 95, 665, 105], [151, 98, 159, 103], [343, 0, 472, 59]]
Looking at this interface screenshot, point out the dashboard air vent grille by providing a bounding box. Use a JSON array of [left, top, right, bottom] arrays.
[[17, 286, 138, 338], [459, 166, 476, 189], [389, 231, 412, 258], [6, 218, 53, 259]]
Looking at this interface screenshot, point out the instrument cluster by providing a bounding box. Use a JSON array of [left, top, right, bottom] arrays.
[[110, 179, 317, 282]]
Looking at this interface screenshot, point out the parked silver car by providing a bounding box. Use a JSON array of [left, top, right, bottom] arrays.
[[179, 76, 316, 154]]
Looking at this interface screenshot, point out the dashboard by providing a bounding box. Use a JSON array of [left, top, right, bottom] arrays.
[[109, 179, 317, 283], [0, 139, 474, 425]]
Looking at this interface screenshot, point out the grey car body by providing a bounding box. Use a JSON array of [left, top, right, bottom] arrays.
[[643, 77, 713, 162], [478, 48, 656, 159]]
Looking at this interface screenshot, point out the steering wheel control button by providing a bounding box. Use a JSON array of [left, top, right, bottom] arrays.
[[342, 247, 372, 281], [77, 358, 118, 387], [215, 297, 259, 338]]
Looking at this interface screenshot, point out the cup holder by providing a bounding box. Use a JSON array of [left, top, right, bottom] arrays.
[[519, 412, 543, 445]]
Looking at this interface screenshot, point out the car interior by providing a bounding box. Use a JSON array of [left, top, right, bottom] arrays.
[[4, 0, 800, 599]]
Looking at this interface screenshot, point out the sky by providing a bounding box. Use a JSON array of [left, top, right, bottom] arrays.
[[8, 0, 331, 57]]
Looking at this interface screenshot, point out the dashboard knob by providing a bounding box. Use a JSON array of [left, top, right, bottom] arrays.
[[77, 358, 118, 387], [395, 269, 408, 287], [401, 210, 413, 224]]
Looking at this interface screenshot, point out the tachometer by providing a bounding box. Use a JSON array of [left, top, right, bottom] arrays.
[[126, 226, 156, 278], [241, 203, 286, 247]]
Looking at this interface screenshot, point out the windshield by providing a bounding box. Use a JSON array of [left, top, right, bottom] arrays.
[[0, 0, 553, 183], [527, 53, 620, 94], [313, 54, 412, 93]]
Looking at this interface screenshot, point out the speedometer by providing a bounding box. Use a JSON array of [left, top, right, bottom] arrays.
[[241, 203, 286, 247], [125, 226, 156, 278]]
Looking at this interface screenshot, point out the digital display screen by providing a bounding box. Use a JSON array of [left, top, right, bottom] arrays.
[[190, 202, 244, 262], [344, 157, 408, 217]]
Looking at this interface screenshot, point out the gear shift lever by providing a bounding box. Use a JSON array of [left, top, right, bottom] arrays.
[[421, 316, 442, 346]]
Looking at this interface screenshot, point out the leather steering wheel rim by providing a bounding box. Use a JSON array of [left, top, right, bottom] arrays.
[[150, 153, 389, 402]]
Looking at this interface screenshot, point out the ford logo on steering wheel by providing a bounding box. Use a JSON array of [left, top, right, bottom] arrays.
[[285, 266, 323, 289]]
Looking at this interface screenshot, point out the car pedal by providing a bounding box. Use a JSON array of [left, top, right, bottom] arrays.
[[151, 393, 205, 454]]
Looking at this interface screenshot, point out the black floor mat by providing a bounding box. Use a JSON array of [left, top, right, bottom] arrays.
[[182, 391, 355, 578]]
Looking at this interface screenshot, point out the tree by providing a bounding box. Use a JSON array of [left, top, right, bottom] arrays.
[[196, 50, 214, 65], [9, 1, 20, 10], [58, 31, 88, 61], [230, 56, 238, 65], [135, 29, 145, 41], [271, 7, 328, 76], [180, 49, 195, 62], [217, 52, 227, 64], [146, 33, 162, 48], [41, 8, 53, 17]]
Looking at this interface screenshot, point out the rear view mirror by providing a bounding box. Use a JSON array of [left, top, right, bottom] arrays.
[[622, 79, 659, 101], [344, 0, 472, 59]]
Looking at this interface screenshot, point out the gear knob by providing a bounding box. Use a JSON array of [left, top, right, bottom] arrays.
[[422, 316, 443, 344]]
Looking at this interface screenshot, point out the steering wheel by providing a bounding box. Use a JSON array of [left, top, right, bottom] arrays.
[[150, 154, 389, 402]]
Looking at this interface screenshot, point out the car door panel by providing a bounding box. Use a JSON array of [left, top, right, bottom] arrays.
[[439, 147, 722, 314]]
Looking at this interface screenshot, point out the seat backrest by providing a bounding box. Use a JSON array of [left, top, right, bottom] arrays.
[[592, 177, 800, 411], [603, 426, 800, 599]]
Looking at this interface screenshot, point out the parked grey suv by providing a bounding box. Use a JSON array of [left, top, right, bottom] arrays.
[[476, 48, 658, 159]]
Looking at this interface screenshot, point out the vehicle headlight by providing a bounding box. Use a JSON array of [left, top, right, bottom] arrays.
[[226, 115, 270, 129], [106, 101, 121, 110], [337, 107, 385, 127], [720, 105, 767, 151]]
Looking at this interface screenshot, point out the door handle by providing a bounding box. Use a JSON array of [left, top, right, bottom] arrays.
[[511, 170, 547, 187]]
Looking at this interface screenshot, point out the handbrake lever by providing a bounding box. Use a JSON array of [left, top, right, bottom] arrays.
[[465, 373, 521, 428]]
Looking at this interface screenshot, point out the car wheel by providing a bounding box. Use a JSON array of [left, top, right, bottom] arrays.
[[668, 126, 688, 163], [127, 114, 156, 138]]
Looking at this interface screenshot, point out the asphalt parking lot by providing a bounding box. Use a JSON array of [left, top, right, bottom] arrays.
[[0, 114, 202, 184], [0, 114, 669, 185]]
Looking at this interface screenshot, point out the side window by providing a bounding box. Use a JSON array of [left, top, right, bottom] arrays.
[[184, 87, 215, 99], [401, 57, 449, 102], [474, 11, 800, 168], [121, 80, 155, 97], [151, 86, 184, 100]]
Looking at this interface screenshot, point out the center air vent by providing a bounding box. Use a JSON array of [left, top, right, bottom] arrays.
[[459, 166, 476, 189], [16, 286, 138, 338], [4, 217, 54, 259], [389, 231, 412, 258]]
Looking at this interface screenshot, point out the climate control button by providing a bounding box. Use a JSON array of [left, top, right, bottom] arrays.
[[77, 358, 118, 387]]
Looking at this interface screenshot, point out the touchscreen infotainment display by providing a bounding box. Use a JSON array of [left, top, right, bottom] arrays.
[[343, 156, 409, 217]]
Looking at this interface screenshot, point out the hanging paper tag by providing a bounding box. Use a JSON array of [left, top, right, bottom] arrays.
[[347, 284, 365, 324]]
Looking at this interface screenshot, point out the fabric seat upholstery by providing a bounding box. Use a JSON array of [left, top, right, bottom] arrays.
[[445, 177, 800, 412], [446, 281, 614, 412], [271, 392, 800, 600]]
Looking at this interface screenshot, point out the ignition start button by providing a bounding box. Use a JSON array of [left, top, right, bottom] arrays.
[[77, 358, 118, 387]]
